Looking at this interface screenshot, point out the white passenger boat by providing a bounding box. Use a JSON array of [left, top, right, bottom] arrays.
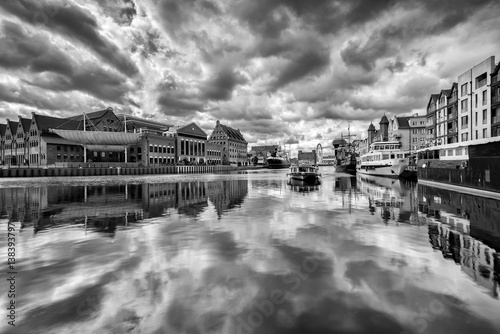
[[287, 165, 321, 182], [357, 141, 410, 178]]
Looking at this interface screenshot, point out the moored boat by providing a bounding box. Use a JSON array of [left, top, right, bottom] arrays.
[[267, 147, 291, 169], [287, 164, 321, 182], [357, 141, 410, 178]]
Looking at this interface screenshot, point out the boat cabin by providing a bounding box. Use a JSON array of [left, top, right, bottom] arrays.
[[360, 141, 407, 163]]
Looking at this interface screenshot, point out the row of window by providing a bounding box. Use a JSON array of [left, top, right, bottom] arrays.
[[180, 139, 205, 156], [149, 145, 174, 154]]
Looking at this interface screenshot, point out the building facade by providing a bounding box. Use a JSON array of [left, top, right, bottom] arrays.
[[208, 120, 248, 166], [491, 62, 500, 136], [389, 114, 426, 151], [458, 56, 495, 142], [177, 122, 208, 165]]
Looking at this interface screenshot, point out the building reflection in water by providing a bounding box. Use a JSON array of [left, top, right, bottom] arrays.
[[419, 184, 500, 298], [355, 174, 419, 224], [0, 179, 248, 235], [333, 176, 358, 212]]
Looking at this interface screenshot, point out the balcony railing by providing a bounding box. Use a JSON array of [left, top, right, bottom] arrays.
[[492, 116, 500, 124], [447, 128, 457, 134], [483, 99, 487, 106], [461, 124, 469, 130], [492, 95, 500, 104], [482, 119, 488, 124], [447, 112, 458, 119]]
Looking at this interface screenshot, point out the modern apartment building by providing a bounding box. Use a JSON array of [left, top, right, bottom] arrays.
[[491, 63, 500, 136], [458, 56, 495, 142]]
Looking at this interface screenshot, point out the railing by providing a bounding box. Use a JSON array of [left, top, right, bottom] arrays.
[[482, 99, 487, 106], [492, 116, 500, 124], [461, 124, 469, 129], [492, 95, 500, 104], [447, 128, 457, 134], [482, 119, 488, 125], [447, 111, 458, 119]]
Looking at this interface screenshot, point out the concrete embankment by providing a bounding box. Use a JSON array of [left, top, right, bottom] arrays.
[[0, 165, 241, 178]]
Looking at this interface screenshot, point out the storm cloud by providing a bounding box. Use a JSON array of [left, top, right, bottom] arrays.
[[0, 0, 499, 150]]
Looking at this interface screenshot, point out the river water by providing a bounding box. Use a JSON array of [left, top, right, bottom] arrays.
[[1, 167, 499, 334]]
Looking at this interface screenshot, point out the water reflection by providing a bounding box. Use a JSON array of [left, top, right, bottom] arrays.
[[356, 174, 420, 224], [0, 179, 249, 234], [287, 178, 321, 192], [418, 183, 500, 298]]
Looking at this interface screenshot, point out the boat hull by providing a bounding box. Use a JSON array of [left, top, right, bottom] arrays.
[[289, 173, 320, 181], [357, 161, 408, 178]]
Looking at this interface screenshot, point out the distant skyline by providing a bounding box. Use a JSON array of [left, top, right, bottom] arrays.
[[1, 0, 499, 151]]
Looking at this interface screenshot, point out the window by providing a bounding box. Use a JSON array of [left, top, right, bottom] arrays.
[[483, 129, 487, 138], [461, 83, 468, 96], [475, 130, 478, 140], [483, 109, 487, 124], [461, 99, 468, 112], [150, 145, 153, 152], [483, 90, 487, 105], [475, 112, 478, 126], [475, 94, 478, 108]]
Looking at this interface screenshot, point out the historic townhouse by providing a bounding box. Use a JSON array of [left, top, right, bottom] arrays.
[[0, 123, 6, 165], [4, 120, 18, 166], [491, 62, 500, 136], [389, 114, 426, 151], [446, 83, 459, 144], [15, 117, 31, 165], [208, 120, 248, 166], [67, 107, 121, 132], [176, 122, 208, 165], [425, 94, 439, 145]]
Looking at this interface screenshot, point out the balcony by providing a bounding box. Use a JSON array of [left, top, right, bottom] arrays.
[[492, 95, 500, 104], [492, 116, 500, 124], [447, 111, 458, 119], [482, 119, 488, 125], [461, 124, 469, 130], [447, 128, 457, 134], [476, 79, 487, 89], [482, 99, 487, 106]]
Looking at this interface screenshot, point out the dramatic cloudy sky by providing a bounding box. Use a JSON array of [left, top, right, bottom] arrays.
[[1, 0, 499, 151]]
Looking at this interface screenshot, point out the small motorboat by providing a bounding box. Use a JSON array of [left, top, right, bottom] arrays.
[[287, 164, 321, 182]]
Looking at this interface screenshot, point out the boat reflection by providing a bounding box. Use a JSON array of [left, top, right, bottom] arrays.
[[0, 179, 249, 235], [419, 183, 500, 298], [356, 174, 419, 224], [287, 178, 321, 192]]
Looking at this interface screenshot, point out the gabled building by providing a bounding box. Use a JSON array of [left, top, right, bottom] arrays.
[[491, 62, 500, 137], [389, 114, 426, 151], [0, 123, 6, 165], [435, 88, 451, 145], [208, 120, 247, 166], [66, 107, 121, 132], [425, 94, 440, 145], [15, 116, 32, 165], [29, 113, 82, 166], [446, 83, 459, 144], [4, 119, 19, 166], [177, 122, 208, 165]]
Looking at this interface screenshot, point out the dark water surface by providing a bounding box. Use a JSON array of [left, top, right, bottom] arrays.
[[1, 167, 499, 334]]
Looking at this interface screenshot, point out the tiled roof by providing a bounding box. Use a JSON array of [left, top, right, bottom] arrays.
[[20, 117, 31, 131], [34, 114, 82, 132], [379, 115, 389, 124], [0, 123, 6, 136], [220, 124, 246, 142], [66, 108, 111, 121], [396, 117, 411, 129], [440, 89, 451, 97], [7, 120, 18, 135], [368, 123, 376, 131]]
